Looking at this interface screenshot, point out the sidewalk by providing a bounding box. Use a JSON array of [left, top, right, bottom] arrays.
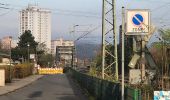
[[0, 75, 43, 96]]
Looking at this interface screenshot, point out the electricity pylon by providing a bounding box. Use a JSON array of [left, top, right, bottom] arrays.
[[101, 0, 118, 81]]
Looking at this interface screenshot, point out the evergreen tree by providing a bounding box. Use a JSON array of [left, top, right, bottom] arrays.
[[17, 30, 38, 48], [12, 30, 38, 61]]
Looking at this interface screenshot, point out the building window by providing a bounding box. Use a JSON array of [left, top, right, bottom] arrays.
[[62, 43, 65, 46]]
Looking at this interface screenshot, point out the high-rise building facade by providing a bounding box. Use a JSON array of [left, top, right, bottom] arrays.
[[19, 5, 51, 51]]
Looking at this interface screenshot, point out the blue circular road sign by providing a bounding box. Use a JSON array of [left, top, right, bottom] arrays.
[[132, 14, 144, 26]]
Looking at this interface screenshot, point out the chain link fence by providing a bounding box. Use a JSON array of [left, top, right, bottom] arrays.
[[65, 68, 141, 100]]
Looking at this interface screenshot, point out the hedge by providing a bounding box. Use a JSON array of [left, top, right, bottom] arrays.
[[14, 63, 33, 78]]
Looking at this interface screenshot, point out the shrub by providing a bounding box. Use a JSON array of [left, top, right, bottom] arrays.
[[14, 63, 33, 78]]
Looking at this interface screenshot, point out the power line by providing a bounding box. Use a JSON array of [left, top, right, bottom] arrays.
[[0, 2, 10, 6], [0, 6, 10, 9], [75, 25, 101, 42], [0, 2, 13, 16], [0, 3, 5, 5], [50, 8, 100, 15], [0, 9, 13, 16], [0, 3, 101, 19], [1, 3, 100, 16], [147, 0, 170, 3], [151, 2, 170, 12], [53, 12, 101, 19]]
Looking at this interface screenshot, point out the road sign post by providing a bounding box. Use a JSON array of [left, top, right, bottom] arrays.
[[122, 7, 125, 100], [125, 9, 151, 84]]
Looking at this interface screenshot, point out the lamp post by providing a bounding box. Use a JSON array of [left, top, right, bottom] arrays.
[[71, 25, 79, 68], [35, 46, 38, 66], [70, 24, 97, 68], [27, 43, 30, 63], [9, 37, 12, 82]]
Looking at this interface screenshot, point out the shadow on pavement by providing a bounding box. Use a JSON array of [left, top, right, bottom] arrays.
[[64, 74, 88, 100], [28, 91, 43, 98], [57, 95, 80, 100]]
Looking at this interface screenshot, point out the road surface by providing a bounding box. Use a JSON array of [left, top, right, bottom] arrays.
[[0, 74, 87, 100]]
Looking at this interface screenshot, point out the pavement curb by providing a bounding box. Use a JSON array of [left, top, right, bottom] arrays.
[[0, 75, 44, 96]]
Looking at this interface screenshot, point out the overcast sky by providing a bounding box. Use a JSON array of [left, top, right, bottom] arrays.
[[0, 0, 170, 44]]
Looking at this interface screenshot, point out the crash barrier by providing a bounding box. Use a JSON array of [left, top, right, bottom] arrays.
[[66, 68, 141, 100], [38, 68, 63, 74]]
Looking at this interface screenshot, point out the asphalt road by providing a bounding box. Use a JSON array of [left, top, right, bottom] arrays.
[[0, 74, 88, 100]]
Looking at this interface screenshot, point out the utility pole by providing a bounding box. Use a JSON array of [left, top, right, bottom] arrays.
[[113, 0, 118, 81], [121, 6, 125, 100], [101, 0, 106, 79], [101, 0, 118, 80], [72, 46, 75, 68]]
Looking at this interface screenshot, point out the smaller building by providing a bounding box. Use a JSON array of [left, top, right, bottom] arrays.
[[0, 36, 18, 50], [54, 38, 74, 67], [51, 40, 57, 55], [1, 36, 12, 50], [0, 53, 10, 64]]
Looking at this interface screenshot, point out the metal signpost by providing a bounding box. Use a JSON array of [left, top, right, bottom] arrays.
[[126, 10, 150, 81], [123, 9, 150, 100], [121, 7, 125, 100]]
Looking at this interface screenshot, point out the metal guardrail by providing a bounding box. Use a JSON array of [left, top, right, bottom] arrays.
[[66, 68, 141, 100]]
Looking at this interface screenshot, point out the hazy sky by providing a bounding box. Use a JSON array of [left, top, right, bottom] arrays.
[[0, 0, 170, 44]]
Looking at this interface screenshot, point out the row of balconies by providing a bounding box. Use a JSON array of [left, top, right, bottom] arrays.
[[57, 51, 73, 54]]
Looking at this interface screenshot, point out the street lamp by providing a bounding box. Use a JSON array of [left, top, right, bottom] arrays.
[[70, 25, 79, 69], [71, 24, 88, 68], [70, 24, 98, 69], [9, 36, 12, 82], [27, 42, 30, 63]]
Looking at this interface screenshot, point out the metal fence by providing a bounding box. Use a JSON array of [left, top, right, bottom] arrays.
[[67, 68, 141, 100]]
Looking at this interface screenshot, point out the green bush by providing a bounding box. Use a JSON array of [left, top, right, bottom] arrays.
[[63, 67, 71, 73], [14, 63, 33, 78]]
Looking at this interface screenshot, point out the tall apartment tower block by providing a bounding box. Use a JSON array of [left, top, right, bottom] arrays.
[[19, 5, 51, 51]]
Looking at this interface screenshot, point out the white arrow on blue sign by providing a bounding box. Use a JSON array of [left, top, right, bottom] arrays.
[[132, 14, 144, 26]]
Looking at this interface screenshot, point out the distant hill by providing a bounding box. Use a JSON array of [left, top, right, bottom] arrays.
[[75, 43, 101, 60]]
